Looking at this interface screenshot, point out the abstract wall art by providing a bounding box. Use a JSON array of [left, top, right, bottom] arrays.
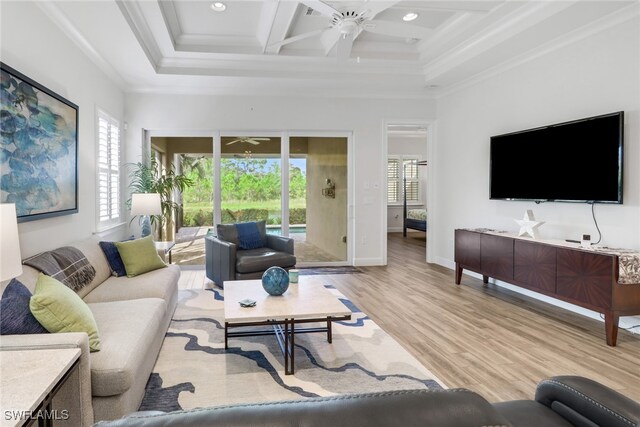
[[1, 63, 78, 222]]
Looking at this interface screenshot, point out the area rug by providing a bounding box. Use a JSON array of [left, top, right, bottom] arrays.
[[140, 287, 445, 412], [298, 266, 363, 275]]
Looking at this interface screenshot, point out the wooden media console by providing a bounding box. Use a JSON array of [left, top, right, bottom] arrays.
[[454, 228, 640, 346]]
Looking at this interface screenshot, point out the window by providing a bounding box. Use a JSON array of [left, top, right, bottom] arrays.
[[97, 110, 120, 228], [387, 156, 421, 204]]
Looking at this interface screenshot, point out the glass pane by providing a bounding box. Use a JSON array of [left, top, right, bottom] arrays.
[[221, 137, 281, 235], [290, 136, 347, 263]]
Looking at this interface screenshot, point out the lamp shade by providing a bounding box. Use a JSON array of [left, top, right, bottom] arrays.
[[0, 203, 23, 281], [131, 193, 162, 216]]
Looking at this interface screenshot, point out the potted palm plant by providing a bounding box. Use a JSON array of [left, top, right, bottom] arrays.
[[127, 156, 193, 240]]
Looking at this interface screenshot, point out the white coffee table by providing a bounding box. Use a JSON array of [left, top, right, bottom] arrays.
[[224, 276, 352, 375]]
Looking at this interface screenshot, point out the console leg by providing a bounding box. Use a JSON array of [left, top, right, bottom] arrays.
[[455, 263, 462, 285], [483, 275, 489, 285], [604, 311, 619, 347]]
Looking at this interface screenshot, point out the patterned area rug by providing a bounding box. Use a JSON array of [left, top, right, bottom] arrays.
[[140, 287, 445, 412]]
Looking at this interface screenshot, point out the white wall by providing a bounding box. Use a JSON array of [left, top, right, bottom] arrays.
[[433, 17, 640, 325], [1, 2, 125, 257], [387, 135, 428, 231], [124, 94, 437, 265]]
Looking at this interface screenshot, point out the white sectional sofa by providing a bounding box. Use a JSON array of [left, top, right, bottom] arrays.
[[0, 236, 180, 425]]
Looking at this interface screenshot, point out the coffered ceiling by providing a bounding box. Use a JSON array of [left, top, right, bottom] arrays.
[[40, 0, 638, 98]]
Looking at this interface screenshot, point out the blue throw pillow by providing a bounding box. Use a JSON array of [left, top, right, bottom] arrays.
[[236, 222, 264, 250], [0, 279, 49, 335], [99, 237, 133, 277]]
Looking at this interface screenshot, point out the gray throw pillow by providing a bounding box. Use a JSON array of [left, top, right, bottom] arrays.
[[217, 223, 239, 246]]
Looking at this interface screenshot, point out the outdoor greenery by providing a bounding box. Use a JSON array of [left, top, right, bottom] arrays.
[[180, 156, 307, 226], [127, 156, 193, 234]]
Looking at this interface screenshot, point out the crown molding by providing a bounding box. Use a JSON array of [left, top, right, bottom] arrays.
[[436, 2, 640, 99], [115, 0, 162, 72], [35, 1, 126, 90], [422, 1, 576, 82]]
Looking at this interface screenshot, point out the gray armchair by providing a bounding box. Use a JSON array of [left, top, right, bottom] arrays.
[[205, 221, 296, 287]]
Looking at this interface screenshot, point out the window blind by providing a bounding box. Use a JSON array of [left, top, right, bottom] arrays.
[[97, 112, 120, 225]]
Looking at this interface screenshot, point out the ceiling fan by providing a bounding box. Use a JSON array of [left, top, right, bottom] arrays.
[[226, 137, 271, 146], [272, 1, 431, 60]]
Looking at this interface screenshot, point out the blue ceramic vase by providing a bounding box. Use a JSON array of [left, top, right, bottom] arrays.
[[261, 267, 290, 296]]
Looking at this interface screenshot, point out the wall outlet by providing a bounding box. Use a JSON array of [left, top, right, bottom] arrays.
[[342, 235, 347, 243]]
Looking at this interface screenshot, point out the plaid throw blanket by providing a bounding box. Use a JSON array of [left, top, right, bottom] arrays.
[[23, 246, 96, 292]]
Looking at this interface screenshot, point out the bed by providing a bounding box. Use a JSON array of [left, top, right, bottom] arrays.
[[403, 208, 427, 236], [402, 159, 428, 237]]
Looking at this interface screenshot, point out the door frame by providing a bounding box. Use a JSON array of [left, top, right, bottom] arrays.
[[382, 120, 436, 265]]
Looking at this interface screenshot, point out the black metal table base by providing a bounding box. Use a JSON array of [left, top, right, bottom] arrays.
[[225, 315, 351, 375]]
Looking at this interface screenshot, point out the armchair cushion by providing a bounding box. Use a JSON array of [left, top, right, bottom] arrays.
[[236, 248, 296, 274], [216, 224, 239, 246], [236, 222, 264, 250]]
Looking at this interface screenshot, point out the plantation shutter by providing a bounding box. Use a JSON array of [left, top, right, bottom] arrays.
[[97, 112, 120, 226], [403, 159, 419, 203], [387, 158, 400, 203]]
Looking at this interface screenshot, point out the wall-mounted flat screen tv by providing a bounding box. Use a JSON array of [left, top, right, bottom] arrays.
[[490, 111, 624, 204]]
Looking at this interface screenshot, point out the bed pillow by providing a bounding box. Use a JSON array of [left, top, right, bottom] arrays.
[[115, 236, 167, 277], [236, 221, 264, 250], [0, 279, 49, 335], [29, 274, 100, 351]]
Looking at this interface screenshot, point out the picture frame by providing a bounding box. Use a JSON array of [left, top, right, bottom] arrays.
[[0, 62, 79, 222]]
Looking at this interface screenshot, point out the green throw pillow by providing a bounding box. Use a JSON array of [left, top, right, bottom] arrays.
[[115, 236, 167, 277], [30, 273, 101, 352]]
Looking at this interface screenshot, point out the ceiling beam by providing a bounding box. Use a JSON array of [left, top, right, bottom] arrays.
[[263, 1, 301, 54]]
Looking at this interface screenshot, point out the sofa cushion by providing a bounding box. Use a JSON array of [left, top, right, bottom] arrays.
[[493, 400, 574, 427], [236, 248, 296, 274], [115, 236, 167, 277], [83, 264, 180, 304], [99, 237, 133, 277], [89, 298, 166, 396], [30, 274, 101, 351], [69, 237, 113, 299], [0, 279, 49, 335]]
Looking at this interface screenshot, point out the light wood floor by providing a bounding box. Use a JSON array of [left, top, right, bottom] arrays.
[[178, 232, 640, 403]]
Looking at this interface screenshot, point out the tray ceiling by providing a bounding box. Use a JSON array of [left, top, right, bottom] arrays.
[[40, 1, 638, 97]]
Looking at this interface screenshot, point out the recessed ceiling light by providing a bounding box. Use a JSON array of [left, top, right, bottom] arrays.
[[402, 12, 418, 22], [210, 2, 226, 12]]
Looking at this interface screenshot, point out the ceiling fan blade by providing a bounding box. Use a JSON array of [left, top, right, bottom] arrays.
[[336, 32, 354, 61], [299, 0, 341, 18], [363, 20, 432, 39], [270, 28, 328, 48], [320, 26, 341, 56], [246, 140, 261, 145], [226, 140, 240, 145], [251, 138, 271, 141], [358, 1, 401, 19]]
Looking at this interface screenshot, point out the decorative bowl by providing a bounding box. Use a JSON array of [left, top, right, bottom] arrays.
[[261, 267, 290, 296]]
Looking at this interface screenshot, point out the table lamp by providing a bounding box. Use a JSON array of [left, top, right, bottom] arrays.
[[1, 203, 23, 281], [131, 193, 162, 238]]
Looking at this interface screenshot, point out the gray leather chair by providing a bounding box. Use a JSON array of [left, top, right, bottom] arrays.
[[96, 376, 640, 427], [205, 221, 296, 287]]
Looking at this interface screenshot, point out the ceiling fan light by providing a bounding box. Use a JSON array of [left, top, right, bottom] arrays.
[[402, 12, 419, 22], [210, 2, 226, 12]]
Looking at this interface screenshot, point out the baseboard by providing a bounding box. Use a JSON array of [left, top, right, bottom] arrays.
[[435, 256, 640, 331], [354, 257, 384, 266]]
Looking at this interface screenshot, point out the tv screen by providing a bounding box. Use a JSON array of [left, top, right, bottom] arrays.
[[490, 112, 624, 204]]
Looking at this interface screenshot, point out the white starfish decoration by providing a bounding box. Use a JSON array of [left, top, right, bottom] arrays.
[[515, 210, 545, 239]]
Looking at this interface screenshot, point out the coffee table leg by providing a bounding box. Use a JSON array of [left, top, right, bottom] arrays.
[[327, 317, 332, 343], [284, 320, 289, 374], [224, 322, 228, 349], [290, 320, 295, 375]]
